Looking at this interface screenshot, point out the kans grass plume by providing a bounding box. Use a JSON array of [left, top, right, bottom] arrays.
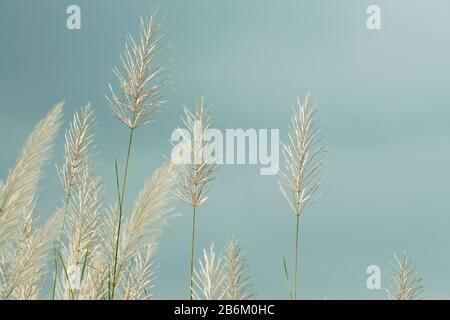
[[176, 98, 218, 209], [122, 245, 157, 300], [117, 163, 177, 275], [175, 97, 219, 299], [53, 104, 96, 298], [99, 163, 177, 300], [57, 168, 105, 300], [57, 104, 95, 198], [105, 10, 169, 298], [192, 243, 226, 300], [0, 103, 63, 257], [1, 206, 63, 300], [106, 10, 169, 130], [223, 238, 255, 300], [192, 239, 254, 300], [0, 103, 64, 299], [278, 93, 326, 299], [386, 254, 424, 300]]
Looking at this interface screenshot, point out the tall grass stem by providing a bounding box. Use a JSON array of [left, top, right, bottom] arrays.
[[112, 127, 135, 298], [294, 215, 300, 300], [190, 207, 197, 300]]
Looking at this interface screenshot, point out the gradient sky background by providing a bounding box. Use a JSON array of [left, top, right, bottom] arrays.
[[1, 0, 450, 299]]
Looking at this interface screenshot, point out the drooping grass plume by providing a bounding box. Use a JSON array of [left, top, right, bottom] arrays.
[[110, 163, 177, 298], [192, 243, 226, 300], [0, 103, 63, 257], [223, 238, 255, 300], [106, 10, 169, 298], [176, 97, 219, 299], [386, 254, 424, 300], [119, 163, 177, 265], [278, 93, 326, 299]]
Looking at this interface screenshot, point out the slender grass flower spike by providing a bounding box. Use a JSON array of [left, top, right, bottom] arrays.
[[278, 93, 326, 300], [106, 9, 169, 298], [176, 98, 219, 300]]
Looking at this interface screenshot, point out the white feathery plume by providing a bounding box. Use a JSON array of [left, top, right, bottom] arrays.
[[100, 206, 119, 266], [9, 202, 37, 300], [0, 200, 36, 299], [192, 243, 226, 300], [76, 260, 109, 300], [224, 238, 255, 300], [59, 168, 104, 299], [106, 10, 169, 129], [386, 254, 424, 300], [58, 104, 95, 197], [117, 163, 177, 280], [122, 244, 157, 300], [176, 98, 219, 300], [176, 97, 219, 209], [278, 93, 326, 217], [0, 207, 63, 300], [0, 103, 63, 256], [278, 93, 326, 300], [52, 104, 99, 300]]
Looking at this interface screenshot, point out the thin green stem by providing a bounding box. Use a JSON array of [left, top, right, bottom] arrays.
[[282, 255, 293, 300], [294, 214, 300, 300], [190, 206, 197, 300], [111, 127, 135, 298], [121, 128, 135, 211], [57, 250, 76, 300]]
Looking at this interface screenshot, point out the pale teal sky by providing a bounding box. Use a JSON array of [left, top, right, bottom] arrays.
[[1, 0, 450, 299]]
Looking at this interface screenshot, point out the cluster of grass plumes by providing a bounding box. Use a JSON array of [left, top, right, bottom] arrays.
[[0, 101, 177, 300], [0, 9, 251, 301], [2, 6, 429, 301], [0, 10, 178, 300]]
